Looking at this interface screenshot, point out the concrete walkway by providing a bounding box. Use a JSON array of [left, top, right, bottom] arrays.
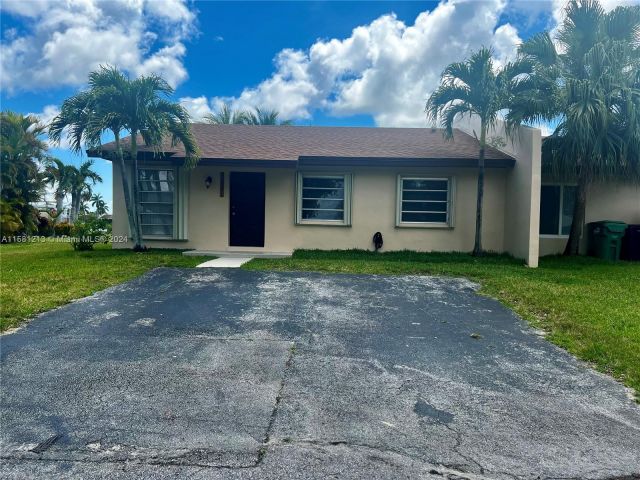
[[196, 256, 253, 268]]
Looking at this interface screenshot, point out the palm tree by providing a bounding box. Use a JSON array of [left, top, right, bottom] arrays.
[[50, 65, 199, 250], [507, 0, 640, 255], [79, 187, 93, 216], [426, 48, 526, 255], [117, 74, 199, 247], [91, 193, 109, 216], [1, 111, 48, 235], [51, 69, 141, 246], [44, 158, 75, 220], [203, 103, 293, 126], [245, 107, 293, 125], [66, 160, 102, 222], [203, 102, 248, 125]]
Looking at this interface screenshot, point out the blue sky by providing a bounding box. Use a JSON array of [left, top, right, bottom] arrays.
[[0, 0, 633, 211]]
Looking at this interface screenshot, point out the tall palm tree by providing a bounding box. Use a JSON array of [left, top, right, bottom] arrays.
[[44, 158, 75, 220], [66, 160, 102, 222], [426, 48, 526, 255], [203, 102, 249, 125], [118, 74, 199, 247], [50, 65, 199, 249], [79, 187, 93, 216], [245, 107, 293, 125], [1, 111, 48, 235], [91, 193, 109, 216], [507, 0, 640, 255]]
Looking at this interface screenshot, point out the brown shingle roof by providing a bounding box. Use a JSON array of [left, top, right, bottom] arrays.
[[93, 124, 514, 165]]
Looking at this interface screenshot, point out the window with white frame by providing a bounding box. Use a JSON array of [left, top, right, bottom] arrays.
[[296, 173, 352, 225], [138, 168, 176, 238], [540, 184, 576, 236], [396, 176, 452, 226]]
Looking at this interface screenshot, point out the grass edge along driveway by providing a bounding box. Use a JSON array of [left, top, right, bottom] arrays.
[[244, 249, 640, 400], [0, 242, 202, 332]]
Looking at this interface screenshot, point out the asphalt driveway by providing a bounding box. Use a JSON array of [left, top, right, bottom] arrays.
[[1, 268, 639, 479]]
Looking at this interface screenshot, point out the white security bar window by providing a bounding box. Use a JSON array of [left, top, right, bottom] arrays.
[[296, 173, 352, 225], [138, 168, 176, 238], [397, 176, 452, 226], [540, 184, 576, 236]]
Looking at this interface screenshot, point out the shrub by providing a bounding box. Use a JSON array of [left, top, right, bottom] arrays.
[[1, 200, 23, 239], [37, 215, 54, 237], [0, 199, 38, 239], [70, 215, 111, 251], [53, 222, 73, 237]]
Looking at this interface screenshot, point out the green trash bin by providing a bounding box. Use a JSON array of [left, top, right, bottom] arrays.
[[587, 221, 627, 261]]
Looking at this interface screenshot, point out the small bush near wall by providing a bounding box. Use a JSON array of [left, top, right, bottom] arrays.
[[70, 215, 111, 251], [37, 216, 54, 237], [53, 222, 73, 237]]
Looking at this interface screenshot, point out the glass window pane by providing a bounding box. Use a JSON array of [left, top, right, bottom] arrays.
[[302, 188, 344, 200], [403, 179, 448, 190], [139, 203, 173, 214], [540, 185, 561, 235], [139, 169, 175, 236], [140, 191, 173, 203], [140, 214, 173, 225], [402, 190, 448, 201], [303, 177, 344, 189], [140, 170, 174, 182], [402, 201, 447, 213], [561, 186, 576, 235], [299, 175, 348, 222], [302, 209, 344, 220], [302, 199, 344, 210], [142, 225, 172, 236], [401, 212, 447, 223], [399, 177, 450, 224]]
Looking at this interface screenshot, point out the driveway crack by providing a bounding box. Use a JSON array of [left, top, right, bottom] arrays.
[[256, 341, 296, 465]]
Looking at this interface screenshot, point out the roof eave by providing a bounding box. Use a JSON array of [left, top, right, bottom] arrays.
[[298, 156, 515, 168], [87, 150, 515, 169]]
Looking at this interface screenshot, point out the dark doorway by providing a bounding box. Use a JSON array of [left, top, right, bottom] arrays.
[[229, 172, 265, 247]]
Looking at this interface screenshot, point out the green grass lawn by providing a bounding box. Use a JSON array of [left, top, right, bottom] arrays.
[[244, 250, 640, 398], [0, 241, 201, 331]]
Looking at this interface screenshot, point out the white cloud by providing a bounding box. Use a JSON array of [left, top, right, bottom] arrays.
[[31, 104, 60, 127], [183, 0, 523, 128], [552, 0, 639, 28], [0, 0, 196, 93], [180, 96, 215, 121], [27, 104, 69, 149], [135, 43, 188, 87]]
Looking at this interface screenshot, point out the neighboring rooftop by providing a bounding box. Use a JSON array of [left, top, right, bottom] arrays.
[[92, 124, 514, 165]]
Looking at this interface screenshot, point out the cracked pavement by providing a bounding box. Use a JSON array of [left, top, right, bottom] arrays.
[[1, 268, 639, 479]]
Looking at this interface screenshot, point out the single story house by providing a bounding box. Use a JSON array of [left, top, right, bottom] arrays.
[[93, 118, 639, 268]]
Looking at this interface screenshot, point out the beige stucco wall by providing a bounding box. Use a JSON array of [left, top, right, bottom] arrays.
[[112, 161, 510, 254], [538, 181, 640, 256]]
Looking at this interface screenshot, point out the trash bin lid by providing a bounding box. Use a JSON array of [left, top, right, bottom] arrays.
[[598, 220, 628, 233]]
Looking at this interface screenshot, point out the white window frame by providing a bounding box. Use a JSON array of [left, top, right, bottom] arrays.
[[295, 172, 352, 226], [138, 166, 177, 240], [396, 175, 454, 228], [539, 183, 577, 238]]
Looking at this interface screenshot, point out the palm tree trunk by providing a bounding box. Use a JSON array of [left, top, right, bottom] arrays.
[[74, 194, 80, 222], [472, 123, 486, 256], [130, 133, 144, 250], [55, 192, 64, 223], [114, 132, 140, 249], [70, 192, 78, 223], [563, 171, 588, 256]]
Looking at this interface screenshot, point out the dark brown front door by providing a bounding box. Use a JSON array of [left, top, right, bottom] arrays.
[[229, 172, 265, 247]]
